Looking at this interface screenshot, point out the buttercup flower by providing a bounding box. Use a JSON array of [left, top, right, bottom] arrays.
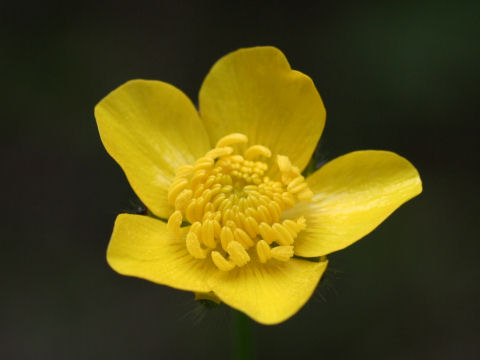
[[95, 46, 422, 325]]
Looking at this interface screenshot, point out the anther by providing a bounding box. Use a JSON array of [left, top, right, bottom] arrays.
[[201, 220, 216, 248], [221, 185, 233, 193], [204, 202, 215, 214], [168, 178, 188, 205], [175, 165, 194, 177], [167, 210, 182, 235], [230, 155, 244, 163], [270, 245, 294, 261], [243, 216, 259, 238], [191, 169, 207, 189], [205, 147, 233, 159], [258, 222, 276, 244], [220, 226, 234, 250], [213, 220, 221, 238], [174, 189, 193, 212], [193, 184, 205, 198], [190, 222, 202, 236], [267, 201, 282, 221], [194, 157, 214, 171], [211, 251, 235, 271], [283, 219, 299, 237], [296, 188, 314, 201], [186, 232, 207, 259], [281, 192, 296, 208], [257, 205, 272, 223], [256, 240, 271, 263], [287, 176, 305, 192], [210, 196, 224, 212], [218, 199, 231, 214], [277, 155, 292, 172], [225, 220, 237, 229], [194, 197, 205, 221], [185, 199, 198, 223], [204, 175, 217, 189], [216, 133, 248, 148], [227, 241, 250, 267], [244, 145, 272, 160], [290, 182, 309, 195], [272, 223, 294, 245], [234, 228, 255, 248]]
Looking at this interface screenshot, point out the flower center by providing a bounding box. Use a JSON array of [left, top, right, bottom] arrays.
[[167, 133, 313, 271]]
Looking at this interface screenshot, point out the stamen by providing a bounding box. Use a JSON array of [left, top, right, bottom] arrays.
[[256, 240, 271, 263], [201, 220, 216, 248], [191, 170, 207, 189], [281, 192, 296, 208], [211, 251, 235, 271], [186, 232, 207, 259], [216, 133, 248, 148], [168, 178, 188, 205], [206, 147, 233, 159], [258, 205, 272, 223], [296, 188, 314, 201], [227, 241, 250, 267], [258, 222, 276, 244], [167, 210, 182, 235], [283, 219, 299, 236], [174, 189, 193, 212], [185, 199, 198, 223], [271, 245, 294, 261], [243, 216, 259, 238], [287, 176, 305, 192], [272, 223, 294, 245], [166, 133, 314, 271], [194, 157, 214, 171], [234, 228, 255, 248], [277, 155, 292, 172], [175, 165, 194, 177], [244, 145, 272, 160], [190, 222, 202, 236], [220, 226, 234, 251]]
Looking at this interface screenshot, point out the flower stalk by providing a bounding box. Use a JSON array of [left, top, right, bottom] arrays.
[[233, 310, 254, 360]]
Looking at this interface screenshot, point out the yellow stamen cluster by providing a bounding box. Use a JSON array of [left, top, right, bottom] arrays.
[[167, 133, 313, 271]]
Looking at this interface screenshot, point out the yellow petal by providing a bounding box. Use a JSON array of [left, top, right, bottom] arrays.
[[288, 150, 422, 257], [95, 80, 211, 219], [107, 214, 216, 292], [199, 46, 326, 171], [208, 258, 328, 325]]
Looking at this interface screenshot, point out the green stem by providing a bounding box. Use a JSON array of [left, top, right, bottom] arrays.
[[233, 310, 254, 360]]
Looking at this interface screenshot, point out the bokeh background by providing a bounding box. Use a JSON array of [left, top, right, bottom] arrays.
[[2, 1, 479, 358]]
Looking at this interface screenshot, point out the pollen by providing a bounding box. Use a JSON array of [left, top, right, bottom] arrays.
[[166, 133, 313, 271]]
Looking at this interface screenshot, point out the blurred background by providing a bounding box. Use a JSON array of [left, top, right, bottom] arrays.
[[2, 0, 479, 358]]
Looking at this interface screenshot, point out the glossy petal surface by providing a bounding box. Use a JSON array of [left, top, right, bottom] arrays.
[[208, 258, 328, 325], [199, 46, 325, 171], [290, 151, 422, 257], [95, 80, 211, 218], [107, 214, 215, 292]]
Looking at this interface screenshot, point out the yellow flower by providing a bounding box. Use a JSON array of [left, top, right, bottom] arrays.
[[95, 46, 422, 325]]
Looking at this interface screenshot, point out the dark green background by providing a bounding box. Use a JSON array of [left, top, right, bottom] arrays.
[[2, 1, 479, 358]]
